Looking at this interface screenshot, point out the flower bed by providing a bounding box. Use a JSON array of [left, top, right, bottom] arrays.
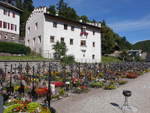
[[4, 100, 51, 113], [51, 81, 64, 87], [127, 72, 138, 79]]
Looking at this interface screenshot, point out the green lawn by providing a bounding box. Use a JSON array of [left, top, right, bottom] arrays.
[[0, 55, 49, 61], [102, 56, 121, 63]]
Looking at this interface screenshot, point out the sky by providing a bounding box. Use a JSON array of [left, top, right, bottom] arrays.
[[33, 0, 150, 44]]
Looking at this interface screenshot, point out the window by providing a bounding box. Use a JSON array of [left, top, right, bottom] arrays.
[[80, 40, 86, 47], [11, 24, 14, 30], [15, 25, 17, 31], [81, 26, 86, 32], [50, 36, 55, 43], [93, 42, 95, 47], [0, 21, 2, 28], [12, 12, 15, 18], [61, 37, 64, 42], [53, 22, 57, 28], [33, 38, 35, 47], [38, 36, 41, 43], [3, 22, 7, 29], [8, 11, 10, 16], [3, 9, 7, 15], [35, 22, 38, 30], [83, 54, 85, 57], [92, 55, 95, 59], [71, 26, 74, 31], [70, 39, 73, 45], [27, 40, 30, 46], [64, 24, 68, 30], [8, 23, 10, 30], [93, 31, 95, 35], [28, 27, 30, 34]]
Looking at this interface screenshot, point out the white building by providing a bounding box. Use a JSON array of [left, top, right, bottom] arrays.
[[25, 7, 101, 63], [0, 1, 22, 42]]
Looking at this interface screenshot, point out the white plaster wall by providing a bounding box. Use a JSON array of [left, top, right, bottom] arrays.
[[0, 5, 20, 34], [43, 18, 101, 63], [25, 12, 45, 54]]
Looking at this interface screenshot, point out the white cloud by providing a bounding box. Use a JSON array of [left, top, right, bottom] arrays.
[[108, 14, 150, 32]]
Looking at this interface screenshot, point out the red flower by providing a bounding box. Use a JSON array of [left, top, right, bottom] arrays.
[[80, 86, 87, 89], [51, 81, 64, 87], [35, 87, 48, 95]]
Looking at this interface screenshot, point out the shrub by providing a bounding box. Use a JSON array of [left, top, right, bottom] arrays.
[[90, 81, 104, 88], [104, 82, 117, 90], [118, 80, 128, 85], [58, 88, 65, 96], [0, 41, 31, 55], [51, 94, 60, 99]]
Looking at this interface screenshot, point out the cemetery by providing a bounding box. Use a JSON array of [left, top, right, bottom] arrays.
[[0, 61, 150, 113]]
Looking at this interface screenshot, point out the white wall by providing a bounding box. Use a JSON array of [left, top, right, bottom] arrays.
[[25, 12, 45, 54], [25, 8, 101, 63], [43, 18, 101, 63], [0, 5, 20, 34]]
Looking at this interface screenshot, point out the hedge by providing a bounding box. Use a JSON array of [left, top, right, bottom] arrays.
[[0, 42, 31, 55]]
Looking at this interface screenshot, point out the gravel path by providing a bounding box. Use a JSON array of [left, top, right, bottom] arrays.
[[51, 72, 150, 113]]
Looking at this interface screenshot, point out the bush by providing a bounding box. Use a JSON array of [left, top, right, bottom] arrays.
[[104, 82, 117, 90], [61, 55, 75, 65], [0, 42, 31, 55], [58, 88, 65, 96], [118, 80, 128, 85], [90, 81, 104, 88]]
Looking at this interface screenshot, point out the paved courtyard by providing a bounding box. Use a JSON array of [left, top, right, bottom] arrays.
[[52, 72, 150, 113]]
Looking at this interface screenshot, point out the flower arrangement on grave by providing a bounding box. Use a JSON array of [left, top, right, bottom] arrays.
[[35, 87, 48, 95], [126, 72, 138, 79], [51, 81, 65, 87]]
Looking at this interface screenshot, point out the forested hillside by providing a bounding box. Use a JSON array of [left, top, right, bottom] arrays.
[[133, 40, 150, 52]]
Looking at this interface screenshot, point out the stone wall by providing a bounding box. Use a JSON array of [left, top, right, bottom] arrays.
[[0, 61, 60, 73], [0, 30, 19, 43]]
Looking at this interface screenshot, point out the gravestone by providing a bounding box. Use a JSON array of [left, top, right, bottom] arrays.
[[0, 96, 3, 113]]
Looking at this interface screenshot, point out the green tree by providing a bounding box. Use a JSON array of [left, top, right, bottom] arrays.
[[53, 41, 67, 60], [15, 0, 23, 9], [101, 21, 116, 54], [48, 5, 56, 15], [80, 15, 89, 23], [61, 55, 75, 65], [101, 20, 132, 55], [55, 0, 79, 21], [20, 0, 34, 38], [133, 40, 150, 52]]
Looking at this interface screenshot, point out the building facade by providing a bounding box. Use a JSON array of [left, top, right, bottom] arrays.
[[25, 7, 101, 63], [0, 1, 21, 42]]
